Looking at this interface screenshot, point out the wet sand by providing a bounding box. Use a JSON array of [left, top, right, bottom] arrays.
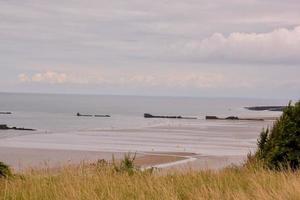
[[0, 147, 124, 171], [0, 118, 276, 171], [0, 146, 246, 172], [0, 146, 196, 171], [135, 152, 196, 167]]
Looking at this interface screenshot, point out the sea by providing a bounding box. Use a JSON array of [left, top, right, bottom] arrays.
[[0, 92, 288, 131], [0, 92, 290, 156]]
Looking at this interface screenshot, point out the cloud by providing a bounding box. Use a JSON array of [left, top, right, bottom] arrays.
[[19, 71, 67, 84], [2, 0, 300, 98], [171, 26, 300, 64], [18, 70, 225, 89], [18, 74, 30, 82], [112, 72, 225, 88]]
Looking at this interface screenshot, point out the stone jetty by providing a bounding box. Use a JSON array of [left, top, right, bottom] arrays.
[[206, 116, 264, 121], [0, 124, 36, 131], [245, 106, 286, 111], [144, 113, 197, 119]]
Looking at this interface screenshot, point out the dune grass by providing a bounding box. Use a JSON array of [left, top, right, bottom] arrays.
[[0, 161, 300, 200]]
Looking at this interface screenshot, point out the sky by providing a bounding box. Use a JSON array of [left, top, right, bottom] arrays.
[[1, 0, 300, 99]]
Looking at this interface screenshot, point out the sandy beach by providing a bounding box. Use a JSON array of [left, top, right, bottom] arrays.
[[0, 146, 246, 172], [0, 118, 275, 171]]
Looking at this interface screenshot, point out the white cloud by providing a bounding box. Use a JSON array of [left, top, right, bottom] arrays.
[[19, 71, 67, 84], [18, 74, 30, 82], [172, 26, 300, 63], [18, 70, 225, 89]]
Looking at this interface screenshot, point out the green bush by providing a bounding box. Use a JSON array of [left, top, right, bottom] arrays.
[[113, 153, 139, 175], [0, 161, 12, 178], [255, 101, 300, 170]]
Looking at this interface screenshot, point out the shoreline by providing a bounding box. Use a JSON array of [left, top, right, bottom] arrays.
[[0, 146, 246, 172], [0, 112, 278, 172]]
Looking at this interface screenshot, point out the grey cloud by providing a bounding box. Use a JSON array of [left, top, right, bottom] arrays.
[[0, 0, 300, 98], [1, 0, 300, 62]]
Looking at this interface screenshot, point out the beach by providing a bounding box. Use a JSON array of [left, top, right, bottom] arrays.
[[0, 116, 276, 171], [0, 93, 286, 171], [0, 146, 246, 171]]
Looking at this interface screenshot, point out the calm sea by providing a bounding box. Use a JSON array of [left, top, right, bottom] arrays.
[[0, 92, 287, 132]]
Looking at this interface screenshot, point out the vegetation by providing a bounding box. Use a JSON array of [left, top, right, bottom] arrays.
[[255, 101, 300, 170], [0, 161, 299, 200], [112, 153, 139, 175], [0, 161, 12, 178]]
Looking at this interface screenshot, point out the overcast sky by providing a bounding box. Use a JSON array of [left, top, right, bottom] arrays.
[[1, 0, 300, 98]]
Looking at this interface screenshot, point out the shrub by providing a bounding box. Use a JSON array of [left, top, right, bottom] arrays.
[[255, 101, 300, 170], [113, 153, 139, 175], [0, 161, 12, 178]]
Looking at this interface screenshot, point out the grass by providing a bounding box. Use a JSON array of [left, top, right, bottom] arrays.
[[0, 161, 300, 200]]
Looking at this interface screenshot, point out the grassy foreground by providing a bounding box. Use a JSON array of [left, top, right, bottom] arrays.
[[1, 163, 300, 200]]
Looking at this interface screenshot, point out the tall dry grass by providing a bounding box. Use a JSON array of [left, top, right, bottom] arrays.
[[0, 162, 300, 200]]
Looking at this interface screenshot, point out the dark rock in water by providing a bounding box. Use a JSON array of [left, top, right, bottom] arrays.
[[206, 116, 263, 121], [0, 124, 35, 131], [11, 127, 36, 131], [144, 113, 197, 119], [0, 124, 9, 129], [94, 115, 110, 118], [76, 112, 93, 117], [226, 116, 239, 120], [144, 113, 181, 119], [206, 116, 219, 120], [245, 106, 286, 112], [0, 112, 12, 115], [77, 113, 110, 117], [268, 107, 286, 111], [144, 113, 154, 118]]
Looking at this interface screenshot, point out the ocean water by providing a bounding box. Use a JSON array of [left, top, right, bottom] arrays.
[[0, 93, 287, 132], [0, 93, 288, 155]]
